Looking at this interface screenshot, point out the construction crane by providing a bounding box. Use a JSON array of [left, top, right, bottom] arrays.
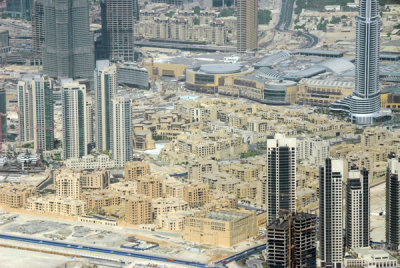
[[0, 112, 6, 156]]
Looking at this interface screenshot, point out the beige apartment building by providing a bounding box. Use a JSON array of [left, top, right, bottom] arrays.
[[109, 180, 138, 196], [152, 198, 189, 219], [137, 176, 164, 199], [164, 177, 185, 199], [54, 169, 82, 200], [0, 184, 37, 207], [221, 163, 262, 181], [65, 154, 117, 170], [125, 161, 151, 180], [82, 190, 121, 211], [157, 213, 189, 231], [188, 160, 218, 182], [27, 196, 86, 216], [80, 170, 110, 190], [182, 210, 257, 247], [183, 183, 209, 208], [125, 196, 153, 225]]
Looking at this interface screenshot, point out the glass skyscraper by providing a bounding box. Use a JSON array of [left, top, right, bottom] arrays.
[[331, 0, 390, 124], [42, 0, 94, 83]]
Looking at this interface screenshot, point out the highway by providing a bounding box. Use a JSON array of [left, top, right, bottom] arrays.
[[0, 233, 207, 268], [271, 0, 318, 49], [215, 244, 266, 266]]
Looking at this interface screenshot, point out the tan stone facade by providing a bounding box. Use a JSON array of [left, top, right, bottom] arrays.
[[183, 184, 209, 208], [137, 176, 164, 199], [124, 196, 153, 225], [27, 196, 86, 216], [54, 169, 82, 200], [0, 184, 37, 208], [80, 170, 110, 190], [182, 210, 257, 247], [82, 190, 121, 211], [125, 161, 151, 180]]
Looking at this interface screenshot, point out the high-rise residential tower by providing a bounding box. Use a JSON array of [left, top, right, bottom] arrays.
[[17, 79, 34, 143], [0, 88, 6, 144], [266, 134, 296, 224], [32, 0, 44, 55], [94, 60, 117, 151], [62, 81, 88, 160], [330, 0, 390, 124], [266, 212, 317, 268], [320, 158, 344, 267], [346, 168, 370, 249], [111, 96, 132, 167], [386, 154, 400, 251], [236, 0, 258, 53], [102, 0, 134, 62], [18, 76, 54, 152], [42, 0, 94, 82]]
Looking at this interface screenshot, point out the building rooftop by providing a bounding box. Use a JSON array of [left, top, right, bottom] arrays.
[[199, 64, 243, 74], [204, 210, 248, 221]]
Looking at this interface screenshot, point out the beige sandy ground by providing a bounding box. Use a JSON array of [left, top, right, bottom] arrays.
[[370, 183, 386, 242], [0, 247, 72, 268]]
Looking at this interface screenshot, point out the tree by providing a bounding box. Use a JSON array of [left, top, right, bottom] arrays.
[[218, 8, 234, 17], [193, 17, 200, 25], [165, 11, 175, 18], [258, 10, 272, 25], [193, 6, 201, 15]]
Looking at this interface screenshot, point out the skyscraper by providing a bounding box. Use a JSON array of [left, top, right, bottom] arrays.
[[6, 0, 33, 18], [102, 0, 135, 62], [111, 96, 132, 167], [18, 76, 54, 152], [62, 81, 88, 160], [330, 0, 390, 124], [133, 0, 139, 22], [386, 154, 400, 251], [320, 158, 344, 268], [266, 212, 317, 268], [94, 60, 117, 151], [17, 79, 34, 143], [85, 96, 95, 154], [236, 0, 258, 53], [346, 168, 370, 249], [42, 0, 94, 82], [266, 134, 296, 224], [0, 88, 6, 144], [32, 0, 44, 55]]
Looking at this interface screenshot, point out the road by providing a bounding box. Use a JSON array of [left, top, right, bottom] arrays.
[[0, 233, 207, 268], [215, 244, 266, 266], [267, 0, 318, 49]]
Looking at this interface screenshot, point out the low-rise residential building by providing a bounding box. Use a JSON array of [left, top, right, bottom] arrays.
[[183, 183, 210, 208], [152, 198, 189, 219], [80, 170, 110, 190], [64, 154, 117, 170], [125, 161, 151, 180], [124, 195, 153, 225], [0, 184, 37, 208], [188, 159, 218, 181], [54, 169, 82, 200], [27, 196, 87, 216], [109, 181, 138, 196], [137, 176, 164, 199], [82, 190, 121, 211], [182, 210, 257, 247]]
